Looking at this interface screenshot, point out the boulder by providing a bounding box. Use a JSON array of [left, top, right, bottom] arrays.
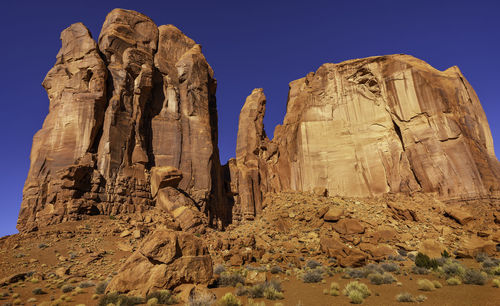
[[332, 219, 365, 235], [444, 207, 474, 225], [106, 229, 213, 296], [456, 236, 497, 258], [418, 239, 446, 258], [323, 207, 344, 222], [245, 270, 267, 285], [150, 167, 183, 198]]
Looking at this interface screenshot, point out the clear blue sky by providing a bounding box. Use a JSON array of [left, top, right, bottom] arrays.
[[1, 0, 499, 237]]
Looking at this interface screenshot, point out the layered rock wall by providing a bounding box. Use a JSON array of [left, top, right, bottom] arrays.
[[231, 55, 500, 220], [18, 9, 227, 231]]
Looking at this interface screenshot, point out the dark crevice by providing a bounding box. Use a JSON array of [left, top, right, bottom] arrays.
[[409, 165, 422, 189], [392, 120, 405, 151]]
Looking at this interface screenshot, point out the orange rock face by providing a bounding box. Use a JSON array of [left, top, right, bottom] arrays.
[[231, 54, 500, 220], [18, 9, 227, 232]]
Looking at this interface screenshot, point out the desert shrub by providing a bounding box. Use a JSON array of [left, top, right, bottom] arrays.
[[493, 278, 500, 288], [270, 266, 283, 274], [442, 261, 465, 278], [248, 284, 265, 299], [368, 272, 396, 285], [217, 293, 241, 306], [396, 292, 414, 302], [463, 269, 487, 285], [218, 272, 245, 287], [263, 287, 284, 300], [446, 277, 461, 286], [98, 293, 144, 306], [388, 255, 406, 262], [343, 281, 371, 299], [246, 299, 265, 306], [95, 280, 109, 294], [214, 264, 226, 275], [348, 290, 365, 304], [61, 285, 75, 293], [302, 269, 323, 283], [235, 284, 249, 296], [365, 264, 384, 275], [417, 279, 435, 291], [397, 249, 408, 257], [146, 290, 176, 305], [267, 279, 282, 292], [381, 262, 399, 272], [306, 259, 322, 269], [432, 280, 442, 288], [475, 252, 489, 263], [491, 266, 500, 276], [482, 259, 499, 269], [407, 252, 416, 261], [411, 266, 429, 275], [415, 253, 437, 270], [441, 250, 451, 258], [415, 295, 427, 302], [79, 281, 95, 288], [38, 243, 49, 249], [32, 288, 46, 295], [323, 282, 340, 296], [345, 268, 366, 279], [188, 290, 216, 306]]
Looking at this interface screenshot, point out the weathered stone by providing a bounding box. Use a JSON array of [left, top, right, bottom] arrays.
[[18, 9, 229, 232], [245, 270, 267, 285], [229, 55, 500, 219], [150, 166, 183, 198], [332, 219, 365, 235], [418, 239, 446, 258], [106, 229, 213, 296], [323, 207, 344, 222], [444, 207, 474, 225], [455, 236, 497, 258]]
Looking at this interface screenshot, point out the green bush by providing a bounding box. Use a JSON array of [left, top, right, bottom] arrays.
[[348, 290, 365, 304], [492, 278, 500, 288], [98, 293, 144, 306], [446, 277, 461, 286], [343, 281, 371, 299], [396, 292, 414, 302], [323, 282, 340, 296], [415, 253, 438, 270], [417, 279, 435, 291], [146, 290, 176, 305], [217, 293, 241, 306]]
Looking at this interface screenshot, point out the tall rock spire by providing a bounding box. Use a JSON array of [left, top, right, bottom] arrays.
[[18, 9, 228, 232]]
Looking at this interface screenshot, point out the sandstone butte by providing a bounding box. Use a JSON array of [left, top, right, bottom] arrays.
[[18, 8, 500, 231], [13, 8, 500, 295]]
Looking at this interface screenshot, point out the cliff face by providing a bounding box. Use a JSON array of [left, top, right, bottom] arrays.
[[18, 9, 227, 232], [231, 55, 500, 220], [18, 9, 500, 230]]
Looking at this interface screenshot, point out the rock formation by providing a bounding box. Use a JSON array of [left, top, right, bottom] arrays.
[[106, 229, 213, 295], [230, 54, 500, 220], [18, 9, 227, 232]]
